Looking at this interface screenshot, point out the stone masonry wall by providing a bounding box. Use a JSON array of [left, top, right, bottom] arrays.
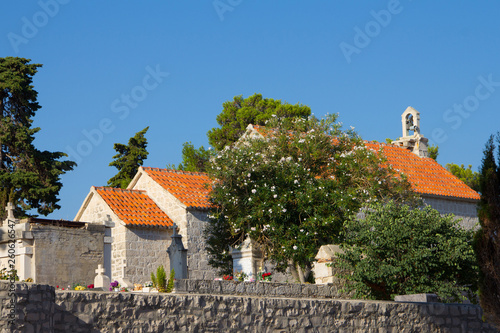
[[2, 281, 498, 333], [31, 223, 104, 287], [186, 210, 216, 280], [422, 195, 478, 230], [124, 226, 172, 284]]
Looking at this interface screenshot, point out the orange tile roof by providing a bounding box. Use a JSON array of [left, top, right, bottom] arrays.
[[365, 142, 480, 200], [142, 168, 212, 209], [95, 187, 173, 227]]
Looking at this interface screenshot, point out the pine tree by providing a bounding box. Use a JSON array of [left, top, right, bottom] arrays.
[[475, 133, 500, 328], [0, 57, 76, 219], [107, 127, 149, 188]]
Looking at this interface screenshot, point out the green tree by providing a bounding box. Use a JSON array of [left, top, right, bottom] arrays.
[[206, 115, 418, 282], [0, 57, 76, 219], [334, 202, 478, 301], [428, 144, 439, 161], [207, 93, 311, 151], [475, 133, 500, 328], [108, 127, 149, 188], [446, 163, 480, 192], [174, 142, 214, 173]]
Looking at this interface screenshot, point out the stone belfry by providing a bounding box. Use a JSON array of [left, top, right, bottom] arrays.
[[391, 107, 429, 157]]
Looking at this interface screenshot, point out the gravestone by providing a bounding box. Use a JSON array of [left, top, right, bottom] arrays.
[[313, 244, 344, 284], [231, 237, 263, 281], [167, 223, 187, 279], [115, 259, 133, 288], [94, 264, 110, 290]]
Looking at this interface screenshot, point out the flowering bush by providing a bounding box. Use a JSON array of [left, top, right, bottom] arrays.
[[206, 114, 418, 282]]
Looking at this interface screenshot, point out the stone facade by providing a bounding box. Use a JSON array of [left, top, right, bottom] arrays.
[[130, 170, 215, 280], [422, 195, 479, 230], [0, 219, 105, 287], [2, 281, 498, 333]]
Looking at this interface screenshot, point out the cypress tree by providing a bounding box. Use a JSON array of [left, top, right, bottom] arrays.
[[0, 57, 76, 219], [107, 127, 149, 188]]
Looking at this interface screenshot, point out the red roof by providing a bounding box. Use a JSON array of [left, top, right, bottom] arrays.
[[142, 168, 212, 209], [95, 187, 173, 227], [365, 142, 480, 200]]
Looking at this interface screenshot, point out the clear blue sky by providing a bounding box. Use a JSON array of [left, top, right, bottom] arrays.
[[2, 1, 499, 220]]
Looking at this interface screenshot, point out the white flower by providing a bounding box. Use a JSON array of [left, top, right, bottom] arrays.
[[298, 139, 305, 143], [293, 245, 298, 250], [300, 229, 304, 232], [269, 209, 273, 214], [273, 194, 278, 198], [294, 180, 299, 184], [251, 189, 257, 194], [282, 208, 287, 213], [251, 227, 256, 231], [247, 173, 251, 178], [248, 198, 252, 201]]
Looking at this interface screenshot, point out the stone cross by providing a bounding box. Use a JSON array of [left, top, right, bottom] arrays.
[[172, 223, 178, 236], [94, 264, 110, 289], [95, 264, 105, 275], [5, 202, 15, 220]]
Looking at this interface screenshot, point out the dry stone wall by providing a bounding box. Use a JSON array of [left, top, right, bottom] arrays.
[[2, 281, 498, 333]]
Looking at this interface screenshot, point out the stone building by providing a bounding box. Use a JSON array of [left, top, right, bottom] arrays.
[[75, 167, 215, 284]]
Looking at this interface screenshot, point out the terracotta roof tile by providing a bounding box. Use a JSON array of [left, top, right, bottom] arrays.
[[95, 187, 173, 227], [365, 142, 480, 200], [142, 167, 212, 209]]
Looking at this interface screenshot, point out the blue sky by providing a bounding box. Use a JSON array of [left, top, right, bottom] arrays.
[[2, 1, 500, 220]]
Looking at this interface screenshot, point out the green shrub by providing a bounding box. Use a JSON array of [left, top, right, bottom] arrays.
[[151, 265, 167, 292], [166, 269, 175, 293]]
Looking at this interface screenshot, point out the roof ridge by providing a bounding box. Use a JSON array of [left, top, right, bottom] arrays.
[[94, 186, 146, 193], [142, 166, 208, 177]]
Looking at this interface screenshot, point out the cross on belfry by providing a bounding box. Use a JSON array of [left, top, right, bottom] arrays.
[[5, 202, 15, 220], [95, 264, 105, 276]]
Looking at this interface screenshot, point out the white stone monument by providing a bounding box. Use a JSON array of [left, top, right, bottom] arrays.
[[94, 264, 110, 290], [115, 259, 134, 288], [231, 237, 263, 281], [313, 244, 344, 284]]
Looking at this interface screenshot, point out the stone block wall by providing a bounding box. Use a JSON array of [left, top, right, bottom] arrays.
[[423, 195, 478, 229], [123, 226, 171, 284], [2, 281, 498, 332], [0, 281, 55, 333], [31, 223, 104, 287], [186, 210, 216, 280]]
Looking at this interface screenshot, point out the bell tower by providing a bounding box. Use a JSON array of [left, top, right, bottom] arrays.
[[392, 107, 429, 157]]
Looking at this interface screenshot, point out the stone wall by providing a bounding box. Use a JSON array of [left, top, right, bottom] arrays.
[[2, 281, 497, 332], [124, 226, 171, 284], [423, 195, 478, 229], [186, 209, 216, 280], [31, 223, 104, 287]]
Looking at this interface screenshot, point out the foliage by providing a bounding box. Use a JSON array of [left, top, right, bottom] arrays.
[[428, 144, 439, 161], [108, 127, 149, 188], [207, 93, 311, 151], [166, 268, 175, 293], [0, 268, 19, 281], [446, 163, 480, 192], [234, 270, 248, 282], [172, 141, 214, 173], [333, 201, 479, 301], [151, 265, 167, 292], [206, 114, 418, 282], [258, 272, 272, 282], [475, 133, 500, 328], [0, 57, 76, 219]]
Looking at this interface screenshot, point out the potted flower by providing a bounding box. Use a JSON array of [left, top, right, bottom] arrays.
[[110, 280, 120, 291], [143, 281, 153, 292]]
